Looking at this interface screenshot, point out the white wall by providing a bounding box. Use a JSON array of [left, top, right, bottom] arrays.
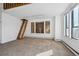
[[1, 12, 22, 44], [0, 18, 2, 43], [55, 16, 62, 41], [25, 18, 55, 39], [0, 3, 3, 43]]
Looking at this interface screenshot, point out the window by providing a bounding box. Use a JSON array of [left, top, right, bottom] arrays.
[[45, 21, 50, 33], [36, 22, 44, 33], [64, 5, 79, 40], [31, 22, 34, 33], [64, 15, 67, 36], [31, 21, 50, 33], [72, 6, 79, 39], [65, 13, 70, 37]]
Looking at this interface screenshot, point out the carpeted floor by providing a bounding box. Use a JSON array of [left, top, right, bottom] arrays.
[[0, 37, 75, 56]]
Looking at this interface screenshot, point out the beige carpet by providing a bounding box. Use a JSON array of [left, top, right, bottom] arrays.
[[0, 37, 75, 56]]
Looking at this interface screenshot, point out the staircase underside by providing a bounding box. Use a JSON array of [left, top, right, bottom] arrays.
[[4, 3, 31, 10]]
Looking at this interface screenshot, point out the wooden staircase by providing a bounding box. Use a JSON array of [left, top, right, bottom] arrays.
[[3, 3, 31, 10], [17, 19, 28, 39]]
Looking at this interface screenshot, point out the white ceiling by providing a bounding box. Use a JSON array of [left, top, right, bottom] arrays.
[[4, 3, 70, 19]]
